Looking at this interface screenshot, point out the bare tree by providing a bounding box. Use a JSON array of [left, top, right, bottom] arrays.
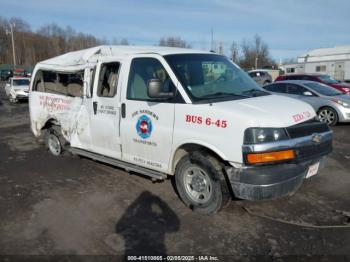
[[159, 36, 191, 48], [239, 34, 275, 70], [230, 41, 240, 64]]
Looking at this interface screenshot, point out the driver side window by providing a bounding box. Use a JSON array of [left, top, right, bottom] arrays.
[[127, 58, 176, 101]]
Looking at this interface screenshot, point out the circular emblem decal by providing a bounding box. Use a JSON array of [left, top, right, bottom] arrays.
[[136, 115, 153, 139]]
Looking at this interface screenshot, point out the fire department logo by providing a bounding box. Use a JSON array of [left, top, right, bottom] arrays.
[[136, 115, 153, 139]]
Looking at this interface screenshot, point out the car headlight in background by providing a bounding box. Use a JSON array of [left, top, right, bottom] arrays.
[[244, 127, 289, 144], [332, 99, 349, 108]]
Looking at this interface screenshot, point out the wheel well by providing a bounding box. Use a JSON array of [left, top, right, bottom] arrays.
[[171, 144, 228, 175], [41, 118, 59, 131]]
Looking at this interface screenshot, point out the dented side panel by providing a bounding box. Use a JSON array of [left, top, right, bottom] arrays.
[[29, 92, 91, 150]]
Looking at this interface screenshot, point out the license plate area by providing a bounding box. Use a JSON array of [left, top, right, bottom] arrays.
[[306, 162, 320, 179]]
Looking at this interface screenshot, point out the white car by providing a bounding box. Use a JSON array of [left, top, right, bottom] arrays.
[[5, 77, 30, 103], [29, 46, 332, 214]]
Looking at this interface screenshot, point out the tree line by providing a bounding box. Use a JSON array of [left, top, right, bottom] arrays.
[[0, 16, 276, 70], [0, 16, 130, 67], [158, 35, 277, 70]]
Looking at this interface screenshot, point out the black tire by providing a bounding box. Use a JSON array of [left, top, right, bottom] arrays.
[[45, 126, 68, 156], [317, 107, 338, 126], [175, 151, 231, 214]]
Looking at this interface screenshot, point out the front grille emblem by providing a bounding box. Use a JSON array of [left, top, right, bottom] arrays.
[[311, 133, 322, 144]]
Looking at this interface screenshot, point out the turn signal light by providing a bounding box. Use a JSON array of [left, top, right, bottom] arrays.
[[247, 150, 295, 164]]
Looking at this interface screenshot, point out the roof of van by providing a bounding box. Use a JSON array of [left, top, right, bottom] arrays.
[[38, 45, 211, 68]]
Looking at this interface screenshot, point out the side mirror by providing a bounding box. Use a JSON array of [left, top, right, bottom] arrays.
[[147, 79, 174, 99], [303, 91, 313, 96]]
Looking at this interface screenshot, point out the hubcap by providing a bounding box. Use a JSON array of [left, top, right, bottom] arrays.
[[183, 166, 212, 204], [318, 109, 336, 125], [48, 134, 61, 156]]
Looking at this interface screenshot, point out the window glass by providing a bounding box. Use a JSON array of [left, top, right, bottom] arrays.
[[13, 79, 30, 86], [165, 54, 268, 102], [264, 83, 287, 93], [97, 62, 120, 97], [316, 65, 326, 72], [318, 75, 338, 84], [286, 84, 307, 95], [304, 82, 342, 96], [33, 70, 83, 97], [127, 58, 176, 101]]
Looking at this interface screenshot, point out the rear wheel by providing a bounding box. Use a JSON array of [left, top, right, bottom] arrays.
[[318, 107, 338, 126], [45, 127, 68, 156], [175, 151, 231, 214]]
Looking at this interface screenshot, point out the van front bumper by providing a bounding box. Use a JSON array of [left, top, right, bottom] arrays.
[[226, 130, 332, 200], [226, 158, 324, 200]]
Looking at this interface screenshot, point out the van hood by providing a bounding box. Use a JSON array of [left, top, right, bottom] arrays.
[[213, 94, 316, 128]]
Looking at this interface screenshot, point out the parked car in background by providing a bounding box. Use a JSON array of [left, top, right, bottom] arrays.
[[5, 77, 30, 103], [275, 73, 350, 95], [248, 70, 272, 86], [264, 80, 350, 125], [0, 70, 13, 81]]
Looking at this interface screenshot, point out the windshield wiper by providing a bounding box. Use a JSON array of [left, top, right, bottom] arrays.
[[242, 89, 269, 97], [199, 92, 249, 99]]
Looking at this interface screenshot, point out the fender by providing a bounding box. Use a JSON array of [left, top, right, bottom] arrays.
[[169, 139, 228, 174]]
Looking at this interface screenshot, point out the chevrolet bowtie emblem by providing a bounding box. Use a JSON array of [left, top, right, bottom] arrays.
[[312, 133, 322, 144]]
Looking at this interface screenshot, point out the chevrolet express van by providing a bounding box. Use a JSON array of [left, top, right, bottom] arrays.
[[29, 46, 332, 214]]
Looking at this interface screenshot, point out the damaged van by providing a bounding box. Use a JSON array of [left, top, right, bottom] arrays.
[[29, 46, 332, 214]]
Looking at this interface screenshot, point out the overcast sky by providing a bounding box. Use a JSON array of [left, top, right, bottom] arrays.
[[1, 0, 350, 60]]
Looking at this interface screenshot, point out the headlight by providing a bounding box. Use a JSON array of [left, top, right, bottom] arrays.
[[332, 99, 349, 108], [244, 127, 289, 144]]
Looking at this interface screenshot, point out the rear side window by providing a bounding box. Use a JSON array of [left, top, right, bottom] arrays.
[[32, 70, 84, 97], [264, 83, 287, 93], [286, 83, 307, 95]]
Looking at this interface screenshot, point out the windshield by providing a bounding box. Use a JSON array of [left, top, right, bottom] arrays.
[[304, 82, 342, 96], [318, 75, 338, 84], [164, 54, 268, 102], [13, 79, 30, 86]]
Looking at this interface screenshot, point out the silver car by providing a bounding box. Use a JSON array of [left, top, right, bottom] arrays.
[[263, 80, 350, 126], [4, 77, 30, 103], [248, 70, 272, 86]]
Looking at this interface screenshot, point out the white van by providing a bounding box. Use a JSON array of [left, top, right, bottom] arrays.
[[29, 46, 332, 214]]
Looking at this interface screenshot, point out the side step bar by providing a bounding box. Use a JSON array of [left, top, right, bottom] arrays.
[[70, 147, 167, 181]]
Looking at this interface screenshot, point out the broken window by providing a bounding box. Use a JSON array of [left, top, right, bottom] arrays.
[[32, 70, 84, 97], [97, 62, 120, 98]]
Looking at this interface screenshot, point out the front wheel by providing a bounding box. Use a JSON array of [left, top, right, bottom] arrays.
[[9, 95, 17, 103], [318, 107, 338, 126], [175, 151, 231, 214]]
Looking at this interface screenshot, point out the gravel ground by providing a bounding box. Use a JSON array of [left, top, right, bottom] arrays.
[[0, 82, 349, 261]]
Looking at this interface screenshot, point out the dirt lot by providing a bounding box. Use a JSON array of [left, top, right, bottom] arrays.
[[0, 82, 350, 261]]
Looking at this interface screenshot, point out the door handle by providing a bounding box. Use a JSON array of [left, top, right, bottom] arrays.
[[93, 101, 98, 115], [121, 103, 126, 118]]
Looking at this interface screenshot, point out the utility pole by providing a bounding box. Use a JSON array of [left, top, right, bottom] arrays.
[[210, 28, 214, 52], [255, 57, 258, 69], [6, 23, 16, 66], [218, 42, 223, 55]]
